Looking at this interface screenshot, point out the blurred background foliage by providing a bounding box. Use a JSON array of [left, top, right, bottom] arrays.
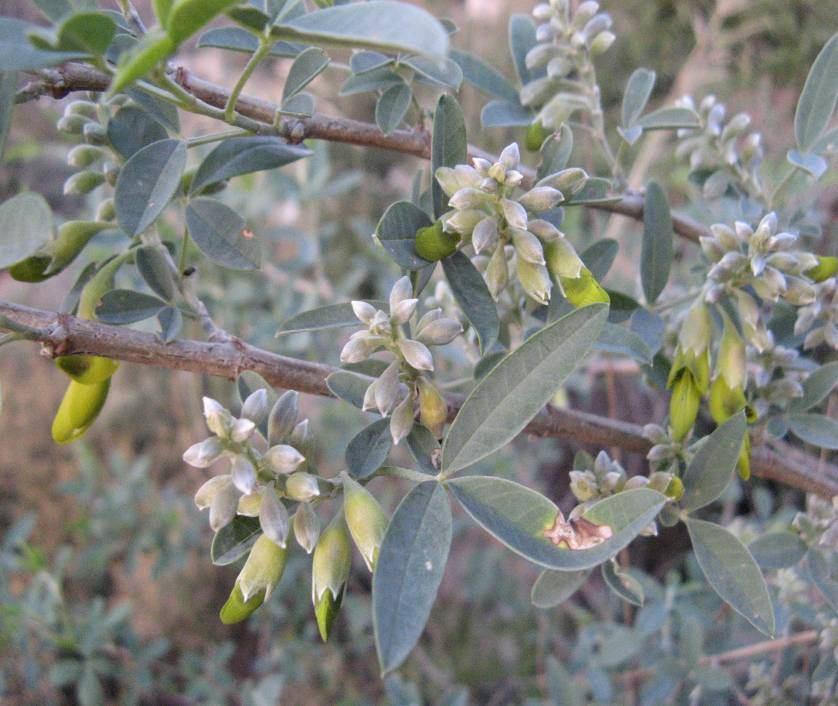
[[0, 0, 835, 704]]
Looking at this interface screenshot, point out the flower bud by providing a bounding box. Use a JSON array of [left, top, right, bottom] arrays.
[[559, 268, 609, 308], [500, 198, 528, 229], [499, 143, 520, 170], [517, 259, 552, 305], [418, 378, 447, 438], [669, 371, 701, 441], [398, 339, 435, 371], [391, 296, 418, 325], [194, 474, 231, 510], [569, 470, 598, 501], [312, 514, 352, 641], [416, 317, 462, 346], [472, 216, 499, 254], [259, 488, 290, 547], [203, 397, 232, 438], [238, 492, 261, 516], [219, 582, 264, 625], [56, 114, 88, 134], [241, 389, 269, 424], [449, 187, 493, 210], [545, 236, 583, 279], [63, 170, 106, 196], [415, 220, 459, 261], [51, 378, 111, 444], [519, 186, 563, 212], [285, 472, 320, 502], [82, 122, 107, 145], [209, 479, 238, 531], [268, 390, 298, 444], [340, 333, 382, 364], [234, 534, 288, 609], [230, 417, 256, 444], [435, 165, 480, 197], [231, 454, 257, 495], [485, 245, 509, 299], [341, 473, 388, 571], [538, 168, 588, 194], [293, 502, 321, 554], [806, 255, 838, 283], [389, 390, 415, 445], [445, 208, 489, 236], [512, 228, 546, 264], [589, 30, 615, 54], [95, 198, 116, 222], [183, 437, 225, 468], [642, 424, 668, 444], [67, 144, 105, 168], [264, 444, 305, 475], [624, 476, 649, 490]]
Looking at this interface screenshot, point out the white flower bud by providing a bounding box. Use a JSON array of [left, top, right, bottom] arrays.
[[264, 444, 305, 474], [241, 389, 269, 425], [230, 417, 256, 443], [449, 187, 493, 210], [472, 216, 499, 254], [183, 437, 224, 468], [710, 223, 740, 251], [500, 199, 528, 229], [512, 228, 546, 265], [375, 360, 401, 416], [435, 165, 480, 197], [528, 219, 562, 242], [389, 391, 415, 445], [499, 143, 520, 169], [517, 259, 552, 305], [285, 472, 320, 502], [398, 339, 435, 371], [195, 474, 231, 510], [231, 454, 257, 494], [389, 276, 413, 313], [339, 333, 381, 364], [391, 297, 418, 325], [485, 246, 509, 299], [519, 186, 563, 212], [415, 308, 443, 333], [416, 317, 463, 346], [290, 419, 309, 447], [259, 488, 290, 547], [293, 502, 321, 554], [238, 534, 287, 602], [268, 390, 298, 444], [203, 397, 231, 437], [362, 377, 378, 412], [209, 481, 238, 532], [699, 236, 724, 263], [238, 492, 262, 516], [445, 208, 488, 236], [351, 300, 377, 324]]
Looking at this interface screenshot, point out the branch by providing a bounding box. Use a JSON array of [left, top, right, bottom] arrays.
[[19, 62, 708, 243], [2, 300, 835, 497]]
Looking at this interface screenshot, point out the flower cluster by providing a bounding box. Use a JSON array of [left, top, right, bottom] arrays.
[[568, 450, 682, 537], [675, 94, 764, 201], [702, 212, 818, 307], [184, 390, 323, 621], [520, 1, 615, 130], [436, 142, 606, 306], [340, 276, 461, 443], [795, 276, 838, 349]]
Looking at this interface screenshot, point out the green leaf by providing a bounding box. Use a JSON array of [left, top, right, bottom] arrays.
[[403, 55, 462, 90], [274, 2, 449, 60], [685, 518, 775, 636], [339, 67, 402, 96], [191, 136, 310, 195], [636, 106, 700, 130], [346, 418, 393, 480], [601, 561, 644, 606], [107, 106, 168, 160], [0, 192, 51, 269], [135, 245, 176, 301], [442, 304, 607, 474], [508, 14, 539, 85], [281, 91, 314, 116], [441, 251, 499, 355], [786, 149, 827, 179], [0, 70, 15, 160], [447, 479, 666, 571], [449, 48, 518, 102], [125, 87, 181, 132], [56, 12, 116, 55], [622, 68, 656, 129], [185, 197, 261, 270], [531, 569, 589, 608], [373, 481, 452, 674], [115, 138, 186, 236], [96, 289, 167, 325], [326, 370, 371, 409], [807, 547, 838, 612], [748, 532, 807, 570], [0, 18, 85, 71], [197, 27, 301, 57], [794, 33, 838, 152], [283, 46, 330, 101], [681, 412, 747, 512], [166, 0, 240, 45], [640, 181, 672, 304], [595, 324, 652, 364], [376, 201, 433, 270], [77, 665, 103, 706], [562, 177, 616, 205], [157, 306, 182, 342], [211, 516, 261, 566], [581, 238, 618, 281], [375, 81, 411, 135], [110, 31, 175, 94], [480, 99, 532, 128], [789, 361, 838, 411], [276, 300, 386, 336], [431, 94, 467, 219], [787, 413, 838, 449], [33, 0, 72, 22], [406, 425, 440, 476]]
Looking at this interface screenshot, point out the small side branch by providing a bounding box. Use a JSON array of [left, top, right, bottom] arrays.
[[1, 300, 835, 498]]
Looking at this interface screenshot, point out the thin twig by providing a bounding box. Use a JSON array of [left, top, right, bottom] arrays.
[[1, 300, 835, 498]]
